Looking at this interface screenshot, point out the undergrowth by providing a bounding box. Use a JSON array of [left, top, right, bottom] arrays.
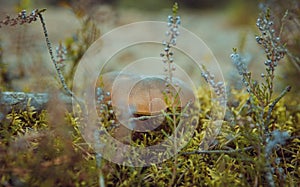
[[0, 1, 299, 187]]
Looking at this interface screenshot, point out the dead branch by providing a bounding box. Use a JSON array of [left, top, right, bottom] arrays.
[[0, 91, 73, 121]]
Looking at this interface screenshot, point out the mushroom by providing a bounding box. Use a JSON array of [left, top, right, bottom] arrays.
[[100, 71, 195, 116]]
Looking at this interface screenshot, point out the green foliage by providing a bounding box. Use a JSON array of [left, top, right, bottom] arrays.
[[172, 2, 179, 17], [63, 17, 100, 87], [0, 104, 100, 186], [0, 40, 9, 91], [0, 88, 298, 186]]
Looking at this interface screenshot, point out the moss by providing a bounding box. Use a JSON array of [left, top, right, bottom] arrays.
[[1, 87, 298, 186]]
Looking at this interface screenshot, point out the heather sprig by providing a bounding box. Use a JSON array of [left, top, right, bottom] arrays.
[[55, 43, 67, 69], [37, 11, 77, 102], [160, 2, 181, 92], [0, 9, 45, 28], [230, 7, 292, 187], [255, 9, 286, 72], [0, 8, 81, 104], [200, 65, 226, 107], [159, 3, 183, 186], [231, 8, 288, 106], [0, 9, 70, 96], [230, 50, 253, 93], [230, 7, 291, 140], [95, 87, 115, 128], [255, 8, 286, 101]]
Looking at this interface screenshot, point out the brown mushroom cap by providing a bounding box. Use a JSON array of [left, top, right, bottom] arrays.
[[100, 72, 195, 115]]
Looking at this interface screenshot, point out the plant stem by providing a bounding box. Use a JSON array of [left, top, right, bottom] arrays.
[[169, 105, 178, 187], [181, 146, 253, 155], [264, 85, 291, 131], [37, 12, 79, 104]]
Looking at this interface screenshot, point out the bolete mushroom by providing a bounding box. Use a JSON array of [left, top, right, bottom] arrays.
[[97, 71, 198, 146], [99, 71, 195, 116]]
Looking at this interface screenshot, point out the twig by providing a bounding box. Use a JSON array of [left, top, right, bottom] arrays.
[[286, 50, 300, 72], [0, 9, 45, 27], [181, 146, 253, 155], [93, 131, 105, 187], [37, 12, 80, 104], [265, 85, 291, 131], [279, 10, 288, 38], [128, 112, 188, 122], [0, 91, 73, 121]]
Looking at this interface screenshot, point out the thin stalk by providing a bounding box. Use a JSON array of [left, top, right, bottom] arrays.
[[37, 12, 80, 105]]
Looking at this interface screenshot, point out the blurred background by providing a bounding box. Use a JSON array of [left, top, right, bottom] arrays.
[[0, 0, 299, 94]]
